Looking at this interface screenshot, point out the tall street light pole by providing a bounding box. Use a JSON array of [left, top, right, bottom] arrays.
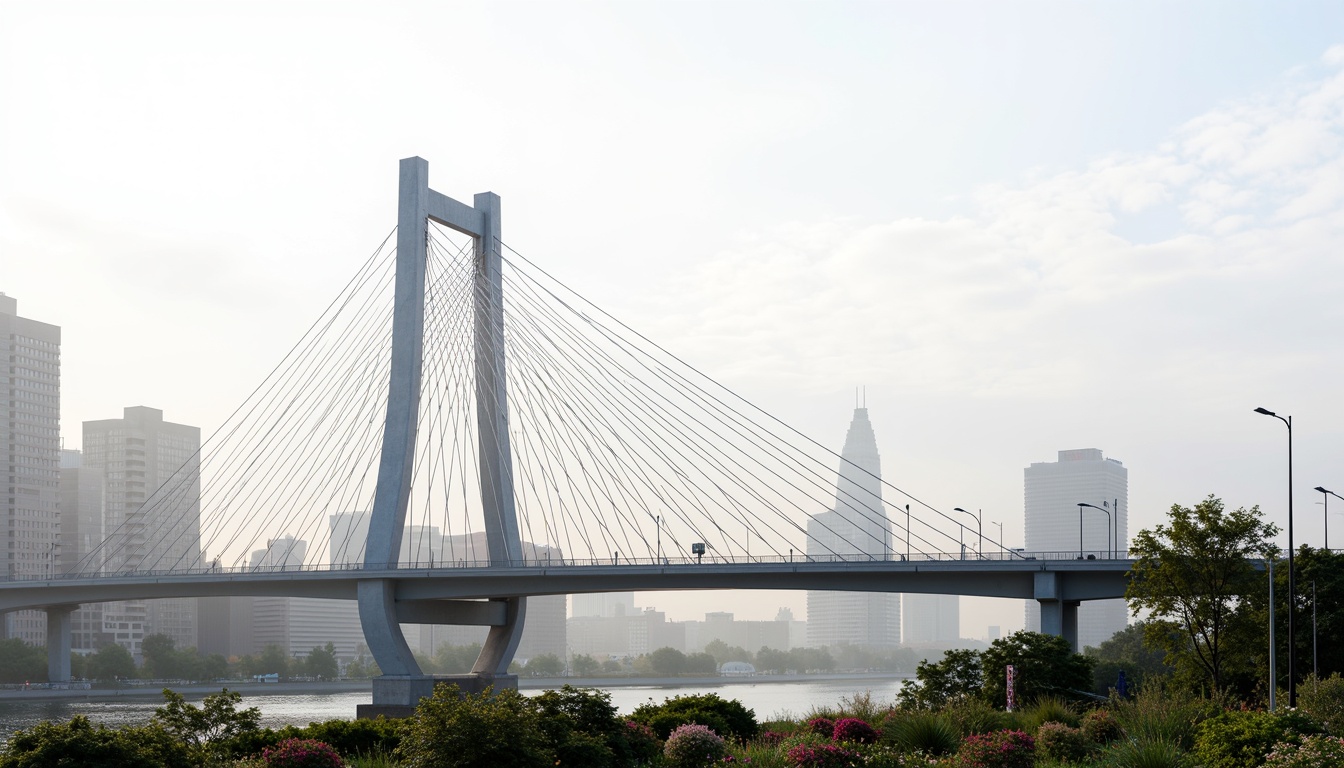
[[1255, 406, 1296, 708], [1313, 487, 1342, 551], [1077, 503, 1113, 559], [953, 507, 983, 558]]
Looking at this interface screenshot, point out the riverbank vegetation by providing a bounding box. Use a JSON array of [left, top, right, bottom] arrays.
[[5, 675, 1344, 768]]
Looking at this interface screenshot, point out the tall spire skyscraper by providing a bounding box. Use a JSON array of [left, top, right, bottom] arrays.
[[806, 407, 901, 648]]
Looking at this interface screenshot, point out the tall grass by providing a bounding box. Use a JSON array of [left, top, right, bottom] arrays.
[[1110, 682, 1220, 751]]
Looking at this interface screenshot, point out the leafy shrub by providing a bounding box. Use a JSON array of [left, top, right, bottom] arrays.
[[1099, 738, 1191, 768], [534, 685, 630, 768], [0, 716, 193, 768], [623, 721, 662, 763], [807, 717, 836, 738], [263, 738, 344, 768], [831, 718, 878, 744], [1192, 709, 1323, 768], [630, 692, 759, 741], [951, 729, 1036, 768], [1298, 674, 1344, 736], [395, 684, 553, 768], [1263, 734, 1344, 768], [266, 718, 403, 759], [664, 723, 726, 767], [1034, 722, 1089, 763], [882, 711, 961, 756], [1081, 709, 1123, 745], [786, 741, 862, 768]]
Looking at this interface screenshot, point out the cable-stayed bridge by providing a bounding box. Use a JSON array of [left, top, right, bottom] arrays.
[[0, 158, 1133, 713]]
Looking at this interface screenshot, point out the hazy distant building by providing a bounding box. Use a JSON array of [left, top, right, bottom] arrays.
[[902, 593, 960, 646], [59, 449, 106, 651], [83, 406, 201, 654], [0, 294, 61, 645], [806, 407, 901, 648], [571, 592, 637, 618], [1023, 449, 1128, 648], [569, 606, 685, 657]]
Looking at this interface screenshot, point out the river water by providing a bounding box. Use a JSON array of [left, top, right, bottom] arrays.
[[0, 677, 909, 744]]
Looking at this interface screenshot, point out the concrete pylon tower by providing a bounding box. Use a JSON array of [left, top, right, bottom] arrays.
[[357, 158, 526, 717], [806, 407, 901, 647]]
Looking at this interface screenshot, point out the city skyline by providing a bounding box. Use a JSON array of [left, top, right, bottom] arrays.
[[3, 4, 1343, 637]]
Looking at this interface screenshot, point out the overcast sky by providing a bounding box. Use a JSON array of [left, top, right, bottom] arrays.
[[3, 1, 1343, 636]]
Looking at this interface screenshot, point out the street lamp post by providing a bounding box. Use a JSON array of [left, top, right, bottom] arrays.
[[905, 504, 911, 561], [1255, 406, 1296, 708], [953, 507, 983, 558], [1313, 487, 1342, 551], [1077, 503, 1113, 559]]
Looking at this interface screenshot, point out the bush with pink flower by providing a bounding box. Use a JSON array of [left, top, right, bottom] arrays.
[[786, 741, 862, 768], [1263, 734, 1344, 768], [262, 737, 343, 768], [831, 718, 878, 745], [665, 723, 727, 768], [950, 729, 1036, 768]]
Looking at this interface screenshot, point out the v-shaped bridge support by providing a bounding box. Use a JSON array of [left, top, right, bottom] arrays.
[[357, 157, 526, 714]]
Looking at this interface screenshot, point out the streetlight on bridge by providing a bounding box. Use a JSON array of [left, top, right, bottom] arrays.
[[1255, 406, 1296, 708], [953, 508, 983, 559], [1076, 503, 1113, 559], [1313, 487, 1342, 550]]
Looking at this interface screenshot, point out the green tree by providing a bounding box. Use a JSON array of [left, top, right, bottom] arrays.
[[523, 653, 564, 677], [649, 647, 688, 675], [980, 630, 1094, 705], [1083, 621, 1174, 695], [0, 638, 47, 683], [897, 647, 983, 709], [1127, 496, 1277, 693], [684, 652, 718, 675], [140, 634, 174, 678], [256, 644, 292, 679], [304, 642, 339, 680], [571, 654, 600, 676], [153, 688, 261, 764], [88, 643, 136, 682]]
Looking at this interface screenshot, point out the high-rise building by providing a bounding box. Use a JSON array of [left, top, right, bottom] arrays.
[[1023, 448, 1128, 648], [59, 449, 106, 651], [902, 593, 960, 646], [806, 407, 901, 648], [0, 294, 61, 644], [83, 406, 201, 655]]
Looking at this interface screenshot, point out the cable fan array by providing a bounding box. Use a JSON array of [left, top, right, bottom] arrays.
[[77, 224, 1005, 577]]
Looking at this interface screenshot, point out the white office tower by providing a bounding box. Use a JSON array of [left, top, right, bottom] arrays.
[[1023, 449, 1129, 648], [59, 449, 105, 651], [806, 408, 901, 648], [902, 593, 960, 646], [0, 294, 61, 644], [83, 407, 201, 654]]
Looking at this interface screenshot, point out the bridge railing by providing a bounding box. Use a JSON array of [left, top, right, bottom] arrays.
[[0, 549, 1135, 582]]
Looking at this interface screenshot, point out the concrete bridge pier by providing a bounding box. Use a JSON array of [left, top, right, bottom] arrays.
[[45, 605, 73, 682], [1034, 572, 1080, 650]]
